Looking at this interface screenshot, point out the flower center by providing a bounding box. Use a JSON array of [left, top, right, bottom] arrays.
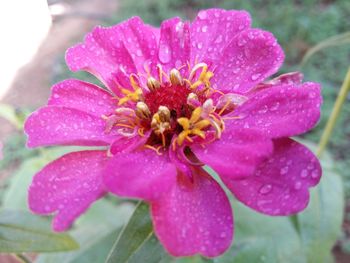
[[144, 82, 192, 118], [103, 63, 244, 154]]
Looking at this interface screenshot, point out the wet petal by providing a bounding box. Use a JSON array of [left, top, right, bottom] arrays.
[[230, 82, 322, 138], [25, 106, 117, 148], [192, 127, 272, 180], [158, 18, 191, 72], [190, 9, 251, 64], [213, 28, 284, 93], [109, 130, 151, 154], [151, 168, 233, 257], [48, 79, 115, 116], [66, 17, 158, 93], [103, 150, 177, 201], [224, 138, 321, 215], [29, 150, 108, 231]]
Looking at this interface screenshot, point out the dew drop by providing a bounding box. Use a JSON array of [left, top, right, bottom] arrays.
[[311, 170, 319, 178], [300, 169, 308, 178], [201, 25, 208, 32], [197, 42, 203, 49], [158, 42, 171, 63], [270, 101, 280, 111], [214, 35, 223, 44], [280, 166, 289, 175], [251, 73, 261, 81], [294, 181, 302, 190], [198, 11, 207, 20], [136, 49, 142, 57], [220, 232, 227, 238], [259, 184, 273, 195]]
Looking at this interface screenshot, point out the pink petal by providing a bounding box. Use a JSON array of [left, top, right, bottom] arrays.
[[158, 18, 191, 72], [224, 138, 321, 215], [229, 82, 322, 138], [109, 130, 151, 154], [213, 29, 284, 93], [151, 168, 233, 257], [103, 150, 177, 201], [48, 79, 115, 116], [190, 9, 251, 64], [66, 17, 158, 94], [191, 127, 272, 180], [97, 17, 159, 77], [28, 150, 108, 231], [25, 106, 117, 148]]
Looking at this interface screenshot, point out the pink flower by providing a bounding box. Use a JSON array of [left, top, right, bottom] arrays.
[[25, 9, 322, 257]]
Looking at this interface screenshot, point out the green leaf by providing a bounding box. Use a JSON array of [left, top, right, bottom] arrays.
[[127, 233, 168, 263], [0, 103, 23, 129], [36, 200, 134, 263], [296, 154, 344, 263], [0, 210, 78, 252], [105, 202, 157, 263], [216, 203, 306, 263], [2, 147, 85, 210]]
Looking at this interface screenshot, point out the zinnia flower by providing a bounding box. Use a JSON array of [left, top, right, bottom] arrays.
[[25, 9, 322, 257]]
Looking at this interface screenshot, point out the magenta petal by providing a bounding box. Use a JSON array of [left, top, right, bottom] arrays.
[[48, 79, 115, 116], [213, 28, 284, 93], [24, 106, 117, 148], [230, 82, 322, 138], [224, 138, 321, 215], [192, 127, 272, 180], [109, 130, 151, 154], [94, 17, 159, 77], [158, 18, 191, 72], [103, 150, 177, 201], [28, 150, 108, 231], [151, 168, 233, 257], [66, 17, 158, 93], [190, 9, 251, 64]]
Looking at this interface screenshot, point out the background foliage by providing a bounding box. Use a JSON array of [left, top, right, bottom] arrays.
[[1, 0, 349, 262]]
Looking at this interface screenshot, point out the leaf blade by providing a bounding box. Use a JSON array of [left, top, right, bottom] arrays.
[[0, 210, 78, 253]]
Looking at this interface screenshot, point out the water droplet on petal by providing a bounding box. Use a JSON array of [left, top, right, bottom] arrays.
[[197, 42, 203, 49], [201, 25, 208, 32], [280, 166, 289, 175], [294, 181, 302, 190], [300, 169, 308, 178], [311, 170, 319, 178], [270, 102, 280, 111], [251, 73, 261, 81], [136, 49, 142, 57], [214, 35, 223, 44], [158, 43, 171, 63], [198, 11, 207, 20], [259, 184, 273, 195]]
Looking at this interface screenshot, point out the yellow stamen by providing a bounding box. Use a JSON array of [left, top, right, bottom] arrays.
[[187, 63, 214, 90], [218, 100, 231, 116], [176, 107, 211, 146], [169, 68, 184, 85], [144, 144, 163, 155], [135, 102, 151, 119], [147, 77, 160, 91], [118, 75, 143, 105]]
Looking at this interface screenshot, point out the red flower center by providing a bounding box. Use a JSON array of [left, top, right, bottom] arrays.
[[144, 82, 192, 118]]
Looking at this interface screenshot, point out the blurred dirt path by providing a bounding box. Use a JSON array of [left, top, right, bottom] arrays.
[[0, 0, 118, 140], [0, 1, 118, 261]]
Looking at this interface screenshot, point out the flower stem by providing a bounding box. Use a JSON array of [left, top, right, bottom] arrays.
[[12, 254, 32, 263], [316, 68, 350, 157]]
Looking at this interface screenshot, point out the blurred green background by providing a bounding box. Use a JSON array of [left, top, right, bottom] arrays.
[[0, 0, 349, 262]]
